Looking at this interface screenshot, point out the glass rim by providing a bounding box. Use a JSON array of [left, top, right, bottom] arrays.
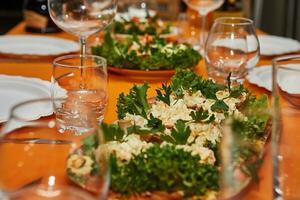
[[272, 54, 300, 72], [53, 54, 107, 69], [214, 17, 253, 26], [9, 98, 63, 122]]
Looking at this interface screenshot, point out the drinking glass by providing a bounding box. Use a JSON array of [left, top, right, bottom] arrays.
[[205, 17, 260, 84], [177, 13, 200, 50], [127, 0, 157, 18], [0, 99, 109, 199], [48, 0, 117, 58], [51, 54, 108, 134], [183, 0, 224, 54], [272, 55, 300, 200]]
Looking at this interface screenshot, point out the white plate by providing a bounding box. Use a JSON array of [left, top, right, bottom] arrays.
[[0, 35, 79, 56], [0, 75, 54, 123], [258, 35, 300, 56], [247, 65, 272, 91], [247, 64, 300, 93]]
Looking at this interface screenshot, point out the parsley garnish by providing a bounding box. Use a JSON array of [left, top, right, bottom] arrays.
[[117, 83, 150, 119], [190, 108, 215, 123], [102, 123, 126, 142], [156, 83, 172, 105], [147, 114, 165, 133], [161, 120, 191, 145], [110, 144, 219, 197], [211, 100, 229, 112]]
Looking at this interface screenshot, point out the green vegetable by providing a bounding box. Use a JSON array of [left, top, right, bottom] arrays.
[[170, 69, 225, 99], [113, 16, 171, 36], [127, 124, 152, 135], [161, 120, 191, 145], [117, 83, 150, 119], [156, 83, 172, 105], [110, 144, 219, 197], [102, 123, 126, 142], [190, 108, 215, 123], [211, 100, 229, 113], [147, 114, 166, 133], [91, 33, 201, 70]]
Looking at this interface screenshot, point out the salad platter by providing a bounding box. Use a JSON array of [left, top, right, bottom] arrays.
[[91, 33, 201, 79], [66, 70, 269, 199], [113, 15, 177, 39]]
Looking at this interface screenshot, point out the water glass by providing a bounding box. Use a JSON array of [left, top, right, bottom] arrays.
[[177, 13, 200, 51], [51, 54, 108, 134], [205, 17, 260, 84], [272, 55, 300, 200], [0, 99, 109, 199]]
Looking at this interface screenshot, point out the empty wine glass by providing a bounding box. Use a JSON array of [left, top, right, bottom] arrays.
[[48, 0, 117, 59], [0, 98, 109, 199], [205, 17, 260, 84], [272, 55, 300, 199], [51, 54, 108, 134], [184, 0, 224, 54]]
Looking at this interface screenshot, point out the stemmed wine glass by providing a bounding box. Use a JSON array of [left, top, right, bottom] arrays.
[[48, 0, 117, 85], [0, 98, 109, 199], [183, 0, 224, 54]]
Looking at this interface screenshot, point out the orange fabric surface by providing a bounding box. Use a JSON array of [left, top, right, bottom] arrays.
[[0, 22, 278, 199]]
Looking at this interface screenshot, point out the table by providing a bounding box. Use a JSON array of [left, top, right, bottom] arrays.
[[0, 22, 276, 199]]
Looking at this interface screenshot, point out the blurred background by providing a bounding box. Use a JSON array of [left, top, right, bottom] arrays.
[[0, 0, 299, 41]]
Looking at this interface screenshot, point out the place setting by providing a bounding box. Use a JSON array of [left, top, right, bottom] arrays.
[[1, 0, 300, 200]]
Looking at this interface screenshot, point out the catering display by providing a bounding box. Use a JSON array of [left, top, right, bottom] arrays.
[[67, 70, 269, 199], [113, 15, 174, 37], [91, 33, 201, 72]]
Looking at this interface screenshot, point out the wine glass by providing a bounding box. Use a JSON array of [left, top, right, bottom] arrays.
[[205, 17, 260, 84], [127, 0, 158, 18], [272, 55, 300, 199], [51, 54, 108, 134], [0, 98, 109, 199], [183, 0, 224, 55], [48, 0, 117, 61]]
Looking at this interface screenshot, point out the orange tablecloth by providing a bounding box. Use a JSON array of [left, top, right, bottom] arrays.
[[0, 22, 275, 199]]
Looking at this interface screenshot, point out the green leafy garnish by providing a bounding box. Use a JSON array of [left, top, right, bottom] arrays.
[[91, 33, 201, 70], [190, 108, 215, 123], [110, 144, 219, 197], [147, 114, 165, 133], [127, 124, 152, 135], [211, 100, 229, 112], [156, 84, 172, 105], [161, 120, 191, 145], [117, 83, 150, 119], [102, 123, 126, 142]]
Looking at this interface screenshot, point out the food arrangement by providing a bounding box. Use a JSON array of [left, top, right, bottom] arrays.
[[113, 15, 172, 36], [91, 33, 201, 71], [67, 70, 269, 199]]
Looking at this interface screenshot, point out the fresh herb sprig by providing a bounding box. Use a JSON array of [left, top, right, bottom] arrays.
[[190, 108, 216, 123], [156, 84, 172, 105], [110, 144, 219, 197], [91, 33, 201, 70], [117, 83, 150, 119], [161, 120, 191, 145]]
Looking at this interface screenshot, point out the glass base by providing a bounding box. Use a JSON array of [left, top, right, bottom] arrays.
[[8, 185, 95, 200]]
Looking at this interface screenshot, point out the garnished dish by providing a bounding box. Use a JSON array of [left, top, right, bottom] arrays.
[[67, 70, 269, 199], [91, 34, 201, 71], [113, 15, 173, 36]]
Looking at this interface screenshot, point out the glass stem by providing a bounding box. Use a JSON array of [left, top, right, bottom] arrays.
[[199, 13, 207, 55], [79, 36, 87, 89]]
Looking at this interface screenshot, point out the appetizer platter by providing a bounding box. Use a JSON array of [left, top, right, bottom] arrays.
[[91, 33, 201, 77], [113, 15, 176, 38], [66, 70, 269, 200]]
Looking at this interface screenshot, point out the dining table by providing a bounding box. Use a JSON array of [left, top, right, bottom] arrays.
[[1, 21, 296, 200]]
